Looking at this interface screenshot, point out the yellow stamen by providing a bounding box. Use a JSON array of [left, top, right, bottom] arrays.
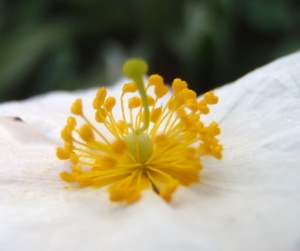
[[57, 58, 223, 204]]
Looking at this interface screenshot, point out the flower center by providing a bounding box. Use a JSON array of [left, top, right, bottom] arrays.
[[56, 58, 223, 204]]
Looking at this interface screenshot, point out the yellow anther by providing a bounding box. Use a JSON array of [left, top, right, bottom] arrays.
[[111, 139, 128, 154], [95, 155, 118, 167], [128, 97, 142, 109], [60, 172, 76, 183], [105, 97, 116, 112], [122, 83, 137, 93], [208, 122, 221, 136], [194, 157, 203, 170], [182, 89, 196, 101], [154, 83, 169, 98], [150, 107, 162, 123], [67, 116, 77, 129], [177, 109, 187, 120], [95, 108, 107, 123], [173, 91, 185, 107], [96, 87, 107, 104], [64, 142, 74, 151], [172, 78, 187, 94], [71, 99, 83, 115], [71, 165, 83, 174], [92, 98, 101, 110], [70, 155, 79, 165], [211, 138, 221, 146], [148, 74, 163, 87], [160, 180, 179, 202], [78, 124, 94, 142], [56, 147, 70, 160], [77, 176, 92, 187], [147, 96, 155, 106], [198, 143, 210, 154], [61, 126, 73, 142], [204, 91, 218, 104], [211, 145, 223, 159], [185, 99, 198, 112], [195, 121, 204, 133], [188, 113, 200, 123], [198, 100, 209, 114]]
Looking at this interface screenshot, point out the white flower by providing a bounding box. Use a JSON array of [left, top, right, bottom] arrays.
[[0, 52, 300, 251]]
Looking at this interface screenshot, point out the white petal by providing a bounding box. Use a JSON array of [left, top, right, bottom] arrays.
[[201, 51, 300, 192], [0, 88, 96, 142], [198, 51, 300, 250], [0, 78, 131, 142], [0, 117, 67, 201], [0, 53, 300, 251], [0, 119, 215, 250]]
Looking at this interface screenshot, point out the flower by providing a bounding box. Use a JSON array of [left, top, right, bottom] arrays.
[[0, 52, 300, 250], [56, 59, 222, 203]]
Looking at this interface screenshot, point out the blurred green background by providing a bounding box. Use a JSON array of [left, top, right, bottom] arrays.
[[0, 0, 300, 101]]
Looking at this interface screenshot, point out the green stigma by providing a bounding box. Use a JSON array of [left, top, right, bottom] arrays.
[[122, 59, 148, 79], [122, 58, 150, 135]]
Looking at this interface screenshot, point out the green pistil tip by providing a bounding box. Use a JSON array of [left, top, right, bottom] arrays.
[[122, 58, 150, 135], [122, 59, 148, 79]]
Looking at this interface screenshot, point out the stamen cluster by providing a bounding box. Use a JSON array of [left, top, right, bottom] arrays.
[[57, 73, 222, 203]]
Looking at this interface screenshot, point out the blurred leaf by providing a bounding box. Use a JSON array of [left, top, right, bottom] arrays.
[[0, 0, 299, 101], [0, 20, 75, 96], [245, 0, 291, 32]]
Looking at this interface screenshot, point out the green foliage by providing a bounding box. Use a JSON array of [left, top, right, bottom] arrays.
[[0, 0, 299, 101]]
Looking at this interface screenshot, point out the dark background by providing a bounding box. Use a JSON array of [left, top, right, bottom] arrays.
[[1, 0, 300, 102]]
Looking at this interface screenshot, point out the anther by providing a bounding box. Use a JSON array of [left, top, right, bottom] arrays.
[[96, 87, 107, 104], [105, 97, 116, 112], [204, 91, 218, 104], [122, 83, 137, 93], [71, 99, 83, 115], [148, 74, 163, 87], [128, 97, 142, 109]]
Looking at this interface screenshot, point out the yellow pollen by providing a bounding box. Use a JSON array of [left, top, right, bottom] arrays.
[[57, 58, 223, 204]]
